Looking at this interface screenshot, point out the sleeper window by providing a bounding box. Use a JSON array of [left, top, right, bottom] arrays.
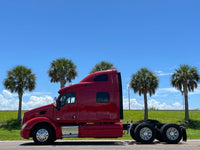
[[94, 74, 108, 81], [96, 92, 110, 103]]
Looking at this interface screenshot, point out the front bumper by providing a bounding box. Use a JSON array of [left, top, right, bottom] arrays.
[[20, 129, 30, 139]]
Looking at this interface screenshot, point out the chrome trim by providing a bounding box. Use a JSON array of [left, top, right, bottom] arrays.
[[139, 127, 152, 141], [62, 126, 78, 138], [36, 129, 49, 142], [166, 127, 179, 140]]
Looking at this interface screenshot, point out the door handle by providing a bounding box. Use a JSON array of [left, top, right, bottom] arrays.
[[72, 115, 76, 119]]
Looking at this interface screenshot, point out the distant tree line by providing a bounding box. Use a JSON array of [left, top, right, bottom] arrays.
[[3, 58, 200, 122]]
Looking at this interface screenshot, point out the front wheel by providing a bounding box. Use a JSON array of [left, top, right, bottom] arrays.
[[134, 123, 156, 144], [161, 124, 182, 144], [32, 125, 54, 145]]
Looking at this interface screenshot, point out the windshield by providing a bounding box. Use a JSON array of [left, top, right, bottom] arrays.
[[56, 93, 76, 107]]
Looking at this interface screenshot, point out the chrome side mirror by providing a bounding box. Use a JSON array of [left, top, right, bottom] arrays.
[[53, 97, 57, 107]]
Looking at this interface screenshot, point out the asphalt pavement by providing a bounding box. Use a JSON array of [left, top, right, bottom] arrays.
[[0, 140, 199, 150]]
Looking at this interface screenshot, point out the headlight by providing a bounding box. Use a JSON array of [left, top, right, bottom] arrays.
[[22, 123, 27, 130]]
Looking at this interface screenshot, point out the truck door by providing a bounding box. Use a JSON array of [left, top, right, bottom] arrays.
[[54, 92, 78, 123]]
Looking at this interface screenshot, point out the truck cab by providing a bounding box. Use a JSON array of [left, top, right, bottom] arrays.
[[54, 69, 123, 123], [21, 69, 124, 144]]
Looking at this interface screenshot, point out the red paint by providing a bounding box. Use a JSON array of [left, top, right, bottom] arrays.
[[79, 122, 123, 138], [21, 69, 123, 139]]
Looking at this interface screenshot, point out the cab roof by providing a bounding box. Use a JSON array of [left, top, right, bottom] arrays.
[[58, 69, 118, 94]]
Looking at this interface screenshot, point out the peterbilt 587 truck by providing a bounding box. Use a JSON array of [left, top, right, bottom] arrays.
[[21, 69, 187, 144]]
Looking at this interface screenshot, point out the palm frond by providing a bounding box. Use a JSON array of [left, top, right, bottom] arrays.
[[171, 64, 199, 93], [4, 65, 36, 95], [48, 58, 77, 87], [90, 61, 115, 73], [130, 68, 159, 97]]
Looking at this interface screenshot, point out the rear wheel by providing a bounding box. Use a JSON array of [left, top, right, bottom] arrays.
[[134, 123, 156, 144], [161, 124, 182, 144], [32, 125, 54, 145]]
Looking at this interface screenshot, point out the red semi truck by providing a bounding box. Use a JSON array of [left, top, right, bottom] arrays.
[[21, 69, 187, 144]]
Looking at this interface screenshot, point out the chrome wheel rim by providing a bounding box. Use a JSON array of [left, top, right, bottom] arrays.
[[166, 127, 179, 140], [140, 127, 152, 141], [36, 129, 49, 142]]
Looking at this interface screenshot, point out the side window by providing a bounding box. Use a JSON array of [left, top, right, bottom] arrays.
[[96, 92, 110, 103], [66, 93, 76, 104], [58, 93, 66, 107], [94, 74, 108, 81]]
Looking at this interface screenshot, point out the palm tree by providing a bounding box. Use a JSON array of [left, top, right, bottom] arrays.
[[90, 61, 115, 73], [4, 65, 36, 121], [171, 65, 200, 121], [48, 58, 77, 88], [130, 68, 159, 120]]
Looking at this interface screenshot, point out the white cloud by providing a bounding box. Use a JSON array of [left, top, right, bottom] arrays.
[[148, 99, 182, 110], [173, 102, 182, 108], [163, 88, 179, 93], [153, 88, 180, 98], [154, 85, 200, 98], [157, 88, 180, 93], [148, 99, 169, 109], [23, 92, 52, 97], [0, 90, 53, 110], [155, 71, 172, 76], [188, 85, 200, 95], [0, 90, 18, 110], [156, 86, 200, 96], [22, 96, 53, 110], [123, 98, 144, 110], [2, 90, 16, 99], [123, 97, 183, 110]]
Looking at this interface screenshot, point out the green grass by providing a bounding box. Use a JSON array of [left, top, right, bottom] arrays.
[[0, 110, 200, 140], [122, 110, 187, 123], [0, 111, 24, 123], [0, 111, 25, 140]]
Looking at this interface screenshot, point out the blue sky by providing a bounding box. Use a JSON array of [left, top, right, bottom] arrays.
[[0, 0, 200, 110]]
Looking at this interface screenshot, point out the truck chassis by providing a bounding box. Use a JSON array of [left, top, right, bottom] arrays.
[[25, 119, 187, 145]]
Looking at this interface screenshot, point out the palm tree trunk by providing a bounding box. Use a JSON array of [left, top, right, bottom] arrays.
[[17, 93, 23, 121], [144, 92, 148, 120], [60, 79, 65, 88], [60, 81, 65, 89], [183, 83, 189, 121]]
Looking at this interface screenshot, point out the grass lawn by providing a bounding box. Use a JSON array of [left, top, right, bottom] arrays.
[[0, 110, 200, 140]]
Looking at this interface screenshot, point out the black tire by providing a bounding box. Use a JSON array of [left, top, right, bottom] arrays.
[[160, 124, 182, 144], [130, 124, 138, 140], [32, 125, 54, 145], [134, 123, 156, 144]]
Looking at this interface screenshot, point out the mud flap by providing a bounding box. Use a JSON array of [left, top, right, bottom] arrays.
[[180, 126, 187, 142]]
